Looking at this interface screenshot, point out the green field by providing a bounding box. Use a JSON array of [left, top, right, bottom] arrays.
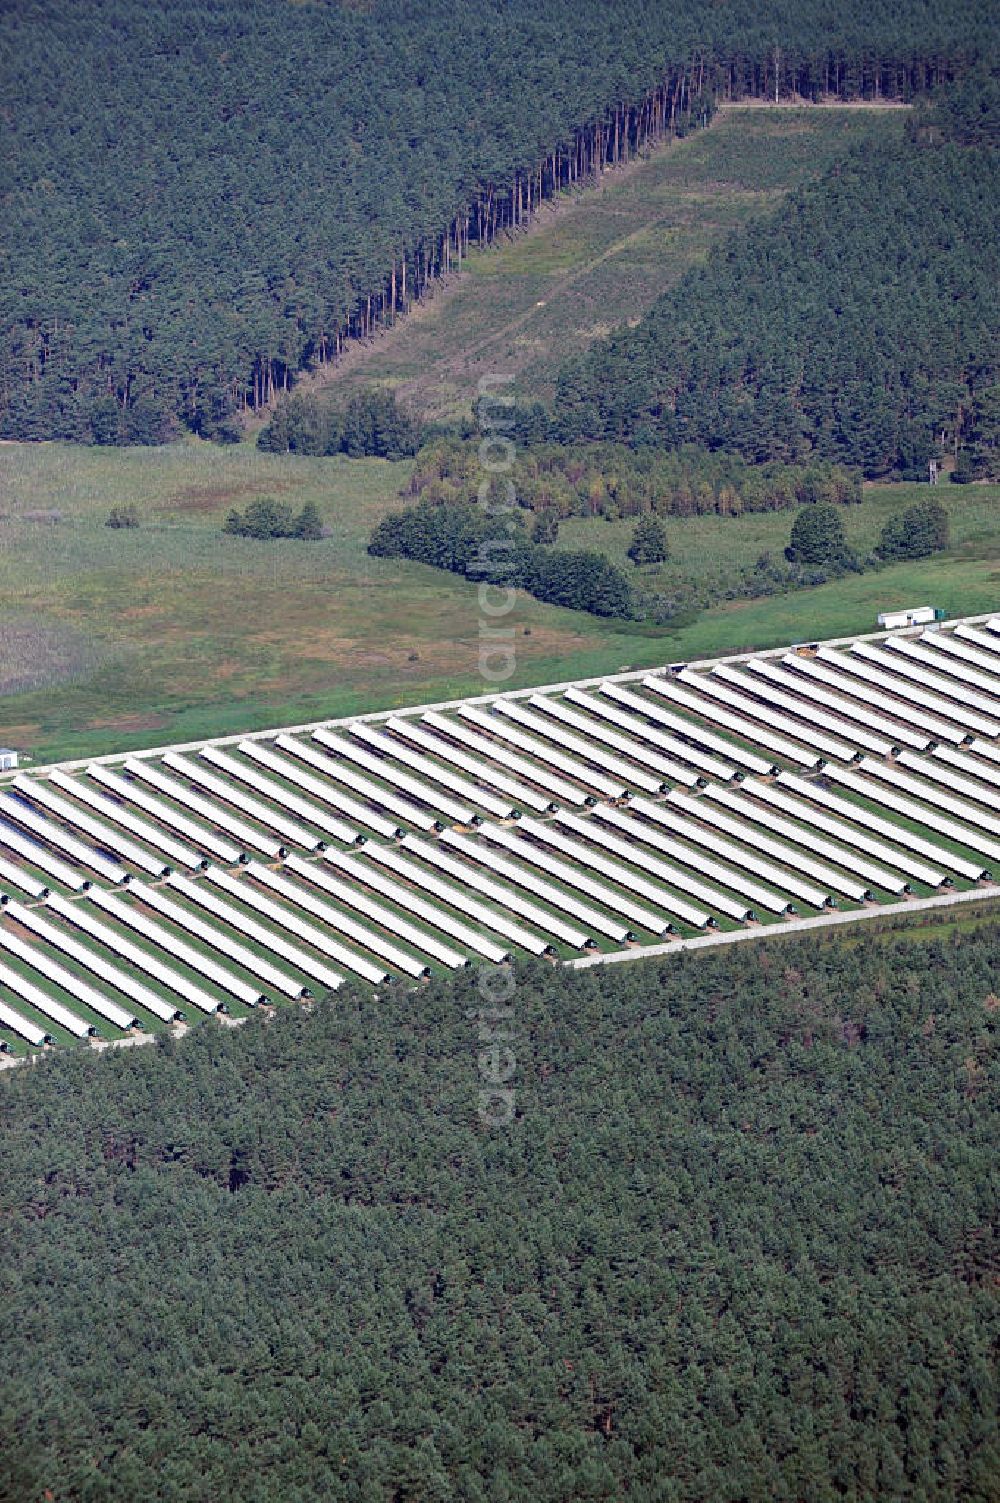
[[555, 478, 1000, 632], [298, 108, 898, 422], [1, 436, 998, 766], [2, 105, 994, 767]]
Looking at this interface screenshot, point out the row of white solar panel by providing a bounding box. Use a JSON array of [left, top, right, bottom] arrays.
[[278, 734, 436, 831], [814, 648, 967, 744], [12, 775, 168, 878], [641, 678, 784, 773], [50, 769, 204, 870], [685, 667, 855, 764], [626, 797, 828, 910], [3, 792, 128, 883], [202, 745, 360, 845], [315, 727, 478, 825], [360, 844, 540, 958], [926, 630, 1000, 678], [529, 695, 699, 788], [567, 690, 714, 778], [742, 659, 896, 756], [243, 739, 401, 839], [390, 716, 556, 811], [871, 640, 1000, 727], [778, 655, 930, 750], [890, 635, 1000, 699], [421, 711, 585, 806], [821, 766, 989, 879], [89, 763, 242, 864], [775, 772, 976, 884]]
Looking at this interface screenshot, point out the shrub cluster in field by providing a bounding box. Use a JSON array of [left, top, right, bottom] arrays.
[[409, 438, 862, 521], [258, 389, 422, 460], [223, 498, 323, 541], [369, 501, 638, 619], [370, 463, 951, 624]]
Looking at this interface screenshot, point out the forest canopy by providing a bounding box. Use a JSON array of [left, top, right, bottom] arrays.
[[0, 0, 994, 442], [0, 928, 996, 1500], [545, 77, 1000, 476]]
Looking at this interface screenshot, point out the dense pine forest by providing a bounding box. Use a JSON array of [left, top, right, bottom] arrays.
[[1, 0, 995, 443], [546, 76, 1000, 476], [0, 930, 996, 1500]]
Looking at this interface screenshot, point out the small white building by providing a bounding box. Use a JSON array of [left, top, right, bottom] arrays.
[[877, 605, 941, 631], [0, 749, 18, 772]]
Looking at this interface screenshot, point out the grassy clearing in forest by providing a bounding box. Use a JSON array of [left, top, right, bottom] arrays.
[[299, 108, 897, 421]]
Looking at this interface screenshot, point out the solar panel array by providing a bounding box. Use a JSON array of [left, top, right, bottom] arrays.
[[3, 613, 1000, 1051]]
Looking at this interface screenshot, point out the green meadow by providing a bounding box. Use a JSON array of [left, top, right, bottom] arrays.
[[1, 436, 997, 766]]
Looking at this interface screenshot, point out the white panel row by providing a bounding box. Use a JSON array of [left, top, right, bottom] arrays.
[[356, 720, 515, 820], [775, 773, 963, 885], [590, 803, 790, 914], [925, 630, 1000, 678], [739, 659, 894, 756], [768, 774, 945, 887], [205, 865, 379, 984], [277, 734, 435, 831], [360, 843, 548, 957], [0, 853, 49, 899], [3, 792, 128, 884], [395, 835, 590, 948], [243, 740, 399, 839], [890, 636, 1000, 699], [240, 863, 423, 981], [662, 791, 837, 907], [163, 751, 321, 851], [457, 704, 624, 800], [314, 727, 477, 825], [821, 766, 991, 878], [954, 622, 1000, 659], [125, 758, 276, 858], [0, 915, 137, 1030], [779, 655, 931, 750], [87, 886, 256, 1009], [421, 711, 584, 807], [699, 786, 875, 900], [50, 769, 204, 870], [869, 640, 1000, 727], [0, 994, 49, 1046], [848, 641, 1000, 737], [693, 666, 857, 763], [0, 958, 93, 1038], [12, 776, 169, 878], [45, 893, 218, 1016], [283, 853, 469, 968], [665, 671, 820, 768], [624, 797, 821, 910], [165, 872, 347, 992], [438, 828, 629, 944], [553, 809, 750, 922], [8, 900, 180, 1022], [88, 763, 242, 865], [586, 684, 740, 780], [814, 649, 967, 744], [322, 847, 512, 963], [201, 745, 361, 846], [848, 758, 1000, 850], [529, 695, 699, 788], [476, 821, 675, 935], [494, 698, 652, 797], [390, 716, 555, 811], [640, 678, 784, 774]]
